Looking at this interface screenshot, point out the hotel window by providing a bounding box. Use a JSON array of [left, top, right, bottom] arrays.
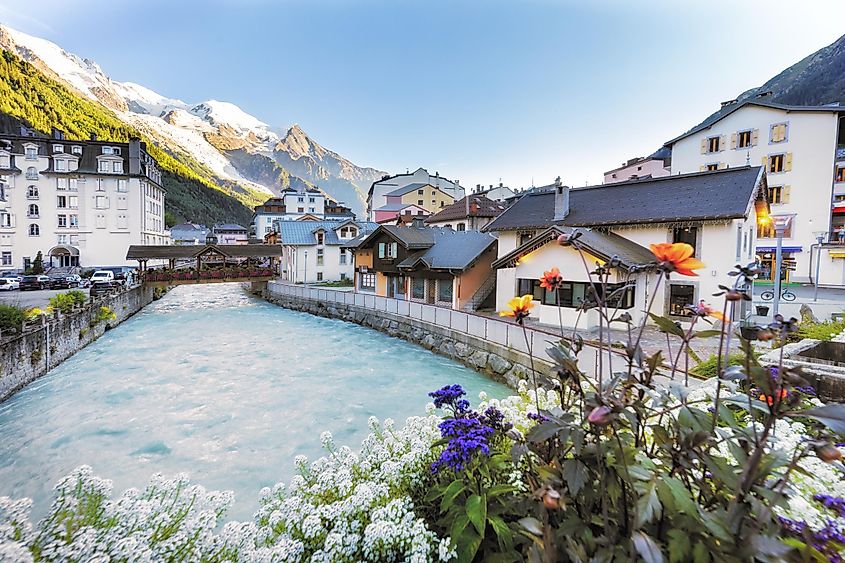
[[309, 197, 315, 203], [297, 197, 304, 202], [69, 214, 78, 228], [117, 179, 127, 192], [69, 234, 78, 245], [770, 123, 788, 143], [27, 185, 39, 199], [339, 248, 347, 264], [418, 199, 424, 206], [757, 215, 793, 238], [437, 279, 453, 303], [672, 226, 698, 256], [69, 196, 78, 209], [27, 204, 39, 218], [57, 178, 68, 190], [706, 136, 720, 153], [96, 179, 105, 191], [25, 146, 37, 160], [71, 145, 82, 155], [70, 178, 80, 191], [737, 130, 753, 149], [57, 214, 67, 228], [55, 159, 66, 171], [668, 284, 695, 317], [768, 153, 786, 173], [57, 195, 67, 209], [836, 166, 845, 183], [99, 161, 110, 173], [317, 248, 324, 266], [411, 277, 426, 299], [26, 167, 38, 180], [316, 232, 324, 244], [96, 195, 109, 209], [113, 161, 123, 173], [1, 252, 10, 266], [29, 224, 39, 236], [767, 185, 789, 204], [316, 272, 323, 281], [53, 144, 63, 153], [359, 272, 376, 291], [57, 234, 68, 244], [0, 213, 10, 228]]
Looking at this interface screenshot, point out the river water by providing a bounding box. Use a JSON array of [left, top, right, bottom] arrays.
[[0, 284, 509, 520]]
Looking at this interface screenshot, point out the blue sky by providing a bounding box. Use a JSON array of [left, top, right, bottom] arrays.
[[1, 0, 842, 188]]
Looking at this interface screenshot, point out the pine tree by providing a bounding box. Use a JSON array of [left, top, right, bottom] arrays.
[[29, 251, 44, 275]]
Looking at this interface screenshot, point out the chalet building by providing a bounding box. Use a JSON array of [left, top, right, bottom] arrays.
[[367, 167, 465, 221], [425, 194, 506, 231], [665, 96, 845, 286], [0, 128, 166, 272], [276, 218, 377, 283], [484, 167, 768, 329], [170, 223, 210, 245], [211, 223, 248, 245], [348, 222, 498, 311], [251, 189, 355, 237]]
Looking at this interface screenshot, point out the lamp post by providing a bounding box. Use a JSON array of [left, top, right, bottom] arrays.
[[304, 250, 308, 286], [814, 231, 826, 302], [771, 215, 794, 317]]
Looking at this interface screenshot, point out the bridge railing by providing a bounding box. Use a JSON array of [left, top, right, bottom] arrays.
[[266, 282, 620, 372]]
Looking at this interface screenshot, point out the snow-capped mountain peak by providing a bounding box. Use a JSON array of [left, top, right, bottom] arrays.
[[189, 100, 275, 138]]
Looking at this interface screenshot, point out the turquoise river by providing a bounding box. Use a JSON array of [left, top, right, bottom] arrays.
[[0, 284, 509, 520]]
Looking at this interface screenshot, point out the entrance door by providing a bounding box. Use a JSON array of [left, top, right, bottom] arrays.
[[757, 252, 795, 283], [387, 276, 395, 298], [426, 279, 436, 304]]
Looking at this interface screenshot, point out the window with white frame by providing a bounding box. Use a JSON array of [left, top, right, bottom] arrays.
[[99, 161, 109, 173], [69, 214, 78, 228], [57, 178, 67, 190], [317, 248, 324, 266], [378, 241, 398, 259], [113, 161, 123, 173], [359, 272, 376, 291], [27, 185, 38, 199], [55, 159, 66, 171], [96, 195, 109, 209], [69, 196, 78, 209], [57, 234, 68, 245], [53, 144, 63, 154], [117, 179, 127, 192], [25, 146, 37, 160], [69, 178, 79, 191], [27, 204, 39, 217], [26, 167, 38, 180], [1, 251, 10, 266], [71, 145, 82, 155], [57, 195, 67, 209], [57, 214, 67, 228], [29, 224, 39, 236], [95, 214, 106, 229], [0, 213, 11, 227], [117, 214, 128, 229]]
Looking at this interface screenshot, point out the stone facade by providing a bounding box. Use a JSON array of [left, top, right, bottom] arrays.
[[0, 284, 155, 402], [258, 287, 551, 390]]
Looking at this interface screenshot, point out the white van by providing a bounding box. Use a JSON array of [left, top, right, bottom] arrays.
[[90, 270, 115, 283]]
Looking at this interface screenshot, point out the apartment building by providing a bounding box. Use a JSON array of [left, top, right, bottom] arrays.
[[0, 128, 166, 273], [276, 218, 377, 283], [367, 167, 465, 221], [251, 189, 355, 237], [666, 96, 845, 286], [603, 147, 671, 184]]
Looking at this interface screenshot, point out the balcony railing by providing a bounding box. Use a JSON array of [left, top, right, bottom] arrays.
[[824, 230, 845, 245]]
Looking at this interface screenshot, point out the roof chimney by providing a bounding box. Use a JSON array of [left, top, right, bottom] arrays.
[[553, 176, 569, 221], [411, 216, 426, 228], [51, 127, 65, 140], [89, 133, 98, 141], [129, 137, 141, 175]]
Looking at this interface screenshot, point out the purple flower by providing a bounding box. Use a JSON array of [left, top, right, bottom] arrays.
[[527, 412, 550, 424], [429, 385, 469, 415], [779, 516, 845, 562], [815, 494, 845, 518]]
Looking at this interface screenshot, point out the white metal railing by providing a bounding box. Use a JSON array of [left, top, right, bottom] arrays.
[[266, 281, 611, 367]]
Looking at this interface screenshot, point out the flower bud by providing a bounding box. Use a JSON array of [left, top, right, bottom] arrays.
[[587, 405, 612, 426], [556, 233, 570, 245], [756, 329, 776, 341], [542, 488, 561, 510], [724, 289, 745, 302], [815, 444, 843, 463]]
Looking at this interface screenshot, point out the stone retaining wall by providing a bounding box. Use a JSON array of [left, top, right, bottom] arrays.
[[259, 287, 554, 389], [0, 285, 156, 402]]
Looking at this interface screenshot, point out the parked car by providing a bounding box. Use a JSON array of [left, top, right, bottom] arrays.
[[20, 275, 51, 291], [89, 281, 116, 297], [89, 270, 115, 284], [0, 277, 19, 291], [48, 274, 82, 289]]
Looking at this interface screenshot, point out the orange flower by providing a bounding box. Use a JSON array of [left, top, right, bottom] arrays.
[[759, 388, 789, 406], [499, 294, 535, 325], [539, 267, 563, 291], [692, 300, 727, 322], [650, 242, 705, 276]]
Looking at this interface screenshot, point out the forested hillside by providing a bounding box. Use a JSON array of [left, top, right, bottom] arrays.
[[0, 50, 261, 226]]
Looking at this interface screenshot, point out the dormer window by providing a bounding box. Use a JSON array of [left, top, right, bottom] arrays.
[[99, 161, 109, 173], [55, 159, 66, 171], [71, 146, 82, 155], [53, 144, 64, 153], [25, 146, 37, 160], [316, 232, 325, 245], [102, 146, 121, 155], [113, 161, 123, 173]]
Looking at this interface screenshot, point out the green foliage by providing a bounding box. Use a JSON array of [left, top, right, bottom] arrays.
[[0, 303, 25, 332], [0, 50, 263, 224], [94, 306, 116, 324], [691, 352, 749, 378], [25, 251, 44, 275], [793, 319, 845, 343], [48, 290, 87, 314]]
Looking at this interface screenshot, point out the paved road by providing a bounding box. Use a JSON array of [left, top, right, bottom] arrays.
[[0, 287, 83, 309], [751, 283, 845, 321]]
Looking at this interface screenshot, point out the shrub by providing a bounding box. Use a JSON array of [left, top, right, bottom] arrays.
[[48, 293, 77, 314], [691, 351, 749, 378], [0, 304, 25, 333], [94, 306, 116, 324]]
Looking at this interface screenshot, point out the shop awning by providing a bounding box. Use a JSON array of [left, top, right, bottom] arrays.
[[756, 246, 803, 253], [829, 250, 845, 259], [833, 205, 845, 214]]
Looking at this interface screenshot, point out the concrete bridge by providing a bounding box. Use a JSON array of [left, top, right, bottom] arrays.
[[126, 244, 282, 287]]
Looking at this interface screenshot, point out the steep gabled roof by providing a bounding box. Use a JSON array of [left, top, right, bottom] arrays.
[[425, 195, 506, 223], [276, 220, 377, 246], [396, 230, 497, 272], [384, 182, 436, 197], [484, 166, 765, 232], [491, 227, 653, 271]]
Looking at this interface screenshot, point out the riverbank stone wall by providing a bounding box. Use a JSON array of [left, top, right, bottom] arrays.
[[0, 285, 156, 402], [258, 287, 553, 390]]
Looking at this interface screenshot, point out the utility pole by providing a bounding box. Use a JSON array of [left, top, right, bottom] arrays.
[[814, 232, 826, 302]]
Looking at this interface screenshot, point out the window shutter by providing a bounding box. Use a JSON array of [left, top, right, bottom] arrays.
[[378, 242, 385, 259], [761, 156, 768, 168], [782, 185, 791, 203], [751, 129, 759, 146], [785, 152, 793, 171], [9, 213, 14, 228], [730, 133, 737, 150], [699, 165, 706, 172], [700, 139, 707, 154], [720, 135, 727, 152]]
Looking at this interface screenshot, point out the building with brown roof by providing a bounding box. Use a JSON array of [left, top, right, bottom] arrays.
[[425, 194, 506, 231]]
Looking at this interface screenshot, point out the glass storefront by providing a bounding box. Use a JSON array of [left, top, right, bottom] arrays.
[[756, 252, 796, 283]]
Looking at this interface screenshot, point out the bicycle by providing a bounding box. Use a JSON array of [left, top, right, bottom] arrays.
[[760, 288, 796, 302]]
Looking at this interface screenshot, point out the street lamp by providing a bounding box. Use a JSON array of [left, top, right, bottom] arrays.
[[770, 215, 794, 317], [304, 250, 308, 286], [814, 231, 827, 302]]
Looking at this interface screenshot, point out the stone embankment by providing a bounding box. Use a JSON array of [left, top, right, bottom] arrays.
[[257, 282, 564, 390], [0, 285, 156, 402]]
